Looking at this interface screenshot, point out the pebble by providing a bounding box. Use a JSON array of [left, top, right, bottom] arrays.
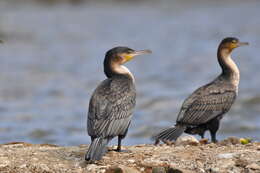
[[0, 158, 9, 167], [217, 153, 236, 159], [209, 167, 219, 173], [128, 159, 135, 163], [219, 137, 241, 145], [175, 135, 199, 146], [152, 167, 166, 173], [39, 164, 50, 171], [246, 163, 260, 170], [217, 160, 235, 169], [198, 168, 205, 173], [199, 138, 208, 145], [19, 164, 27, 168], [87, 164, 98, 171]]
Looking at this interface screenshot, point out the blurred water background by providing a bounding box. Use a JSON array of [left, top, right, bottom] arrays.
[[0, 0, 259, 146]]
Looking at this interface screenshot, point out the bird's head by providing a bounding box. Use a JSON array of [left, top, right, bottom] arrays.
[[105, 47, 152, 65], [219, 37, 249, 52]]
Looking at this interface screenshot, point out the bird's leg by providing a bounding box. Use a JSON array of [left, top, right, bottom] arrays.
[[154, 139, 160, 145], [116, 136, 122, 152], [199, 132, 205, 139], [210, 131, 218, 143], [113, 136, 131, 153], [208, 118, 220, 143], [199, 127, 207, 139]]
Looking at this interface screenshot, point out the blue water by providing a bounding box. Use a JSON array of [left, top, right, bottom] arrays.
[[0, 0, 259, 146]]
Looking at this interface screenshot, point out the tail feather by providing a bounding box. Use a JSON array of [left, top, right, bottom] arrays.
[[153, 125, 185, 141], [85, 138, 109, 161]]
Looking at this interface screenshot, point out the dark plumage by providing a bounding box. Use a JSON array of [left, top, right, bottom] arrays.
[[85, 47, 151, 162], [153, 37, 248, 143]]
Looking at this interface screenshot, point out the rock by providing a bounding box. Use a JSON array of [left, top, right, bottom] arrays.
[[216, 159, 236, 171], [0, 158, 9, 167], [199, 138, 209, 145], [128, 159, 135, 163], [217, 153, 236, 159], [175, 135, 199, 146], [197, 168, 205, 173], [149, 167, 183, 173], [167, 168, 183, 173], [208, 167, 219, 173], [235, 159, 249, 167], [152, 167, 166, 173], [144, 167, 153, 173], [246, 163, 260, 170], [219, 136, 241, 145], [105, 166, 140, 173]]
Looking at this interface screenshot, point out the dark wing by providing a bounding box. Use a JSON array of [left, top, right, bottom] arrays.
[[87, 77, 136, 138], [177, 83, 237, 125]]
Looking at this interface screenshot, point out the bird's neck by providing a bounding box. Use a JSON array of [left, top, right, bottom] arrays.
[[105, 62, 135, 82], [217, 48, 240, 86]]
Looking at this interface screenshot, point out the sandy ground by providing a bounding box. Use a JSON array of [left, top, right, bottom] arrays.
[[0, 137, 259, 173]]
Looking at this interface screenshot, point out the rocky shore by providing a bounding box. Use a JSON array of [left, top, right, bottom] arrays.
[[0, 137, 259, 173]]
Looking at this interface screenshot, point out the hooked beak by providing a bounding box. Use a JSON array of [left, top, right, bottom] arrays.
[[237, 42, 249, 47], [122, 49, 152, 63], [131, 49, 152, 57]]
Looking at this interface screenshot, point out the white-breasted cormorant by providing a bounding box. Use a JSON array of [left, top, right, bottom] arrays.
[[153, 37, 248, 143], [85, 47, 151, 161]]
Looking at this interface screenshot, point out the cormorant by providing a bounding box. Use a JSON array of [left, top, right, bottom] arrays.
[[85, 47, 151, 162], [153, 37, 248, 143]]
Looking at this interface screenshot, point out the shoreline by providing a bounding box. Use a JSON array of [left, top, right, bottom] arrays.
[[0, 137, 259, 173]]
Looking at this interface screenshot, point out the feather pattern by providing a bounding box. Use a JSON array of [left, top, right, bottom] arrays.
[[154, 76, 237, 142], [86, 74, 136, 161], [85, 138, 109, 161], [87, 75, 136, 138], [177, 77, 237, 125]]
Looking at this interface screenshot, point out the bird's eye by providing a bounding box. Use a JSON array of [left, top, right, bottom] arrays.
[[232, 40, 237, 43]]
